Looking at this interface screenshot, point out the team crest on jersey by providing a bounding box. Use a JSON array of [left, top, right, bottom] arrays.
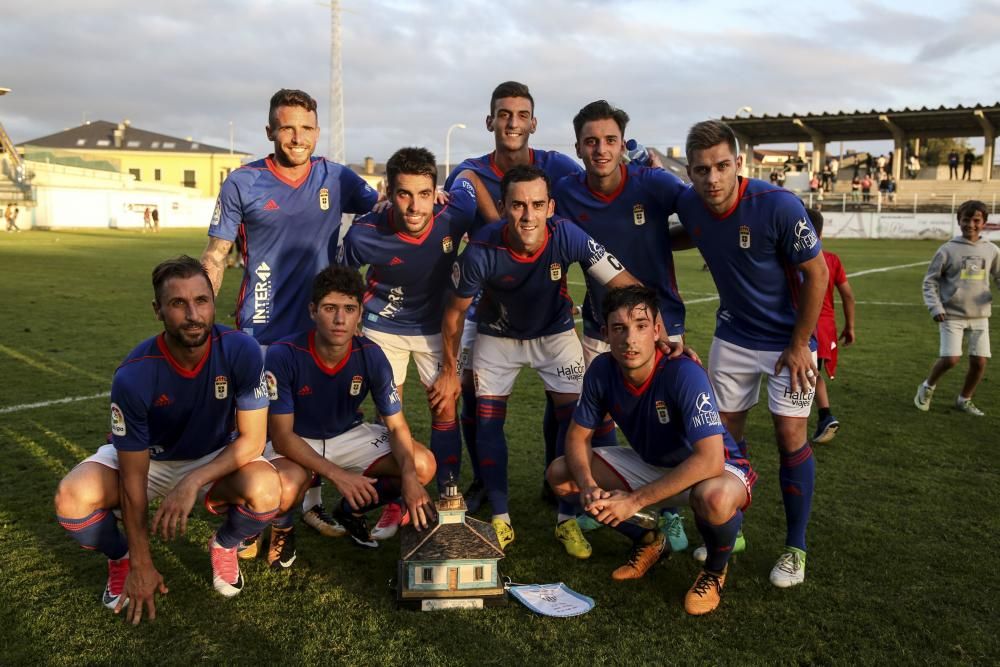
[[632, 203, 646, 226], [549, 263, 562, 281], [215, 376, 229, 399], [350, 375, 363, 396], [265, 371, 278, 401], [319, 187, 330, 211], [442, 236, 453, 253], [110, 402, 126, 436], [739, 225, 751, 249], [655, 400, 670, 424]]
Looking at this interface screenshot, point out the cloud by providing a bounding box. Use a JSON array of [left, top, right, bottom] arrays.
[[2, 0, 998, 165]]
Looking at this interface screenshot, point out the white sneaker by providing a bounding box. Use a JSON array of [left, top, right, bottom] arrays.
[[371, 501, 409, 540], [956, 397, 985, 416], [769, 547, 806, 588], [914, 382, 934, 411], [209, 536, 244, 597]]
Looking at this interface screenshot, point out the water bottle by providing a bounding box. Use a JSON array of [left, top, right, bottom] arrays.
[[625, 139, 651, 166]]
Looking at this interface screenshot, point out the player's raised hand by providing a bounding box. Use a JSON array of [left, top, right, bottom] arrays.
[[117, 562, 168, 626], [331, 470, 379, 510], [371, 199, 392, 214], [656, 337, 700, 363], [775, 343, 817, 394], [152, 479, 198, 541], [434, 188, 451, 206]]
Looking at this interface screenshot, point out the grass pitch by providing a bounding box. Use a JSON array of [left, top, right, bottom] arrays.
[[0, 229, 997, 665]]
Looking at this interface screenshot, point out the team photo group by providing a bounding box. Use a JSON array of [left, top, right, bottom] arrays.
[[54, 81, 839, 623]]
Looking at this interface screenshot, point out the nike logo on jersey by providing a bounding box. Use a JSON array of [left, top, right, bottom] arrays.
[[263, 199, 280, 211], [154, 394, 173, 407], [297, 385, 313, 396]]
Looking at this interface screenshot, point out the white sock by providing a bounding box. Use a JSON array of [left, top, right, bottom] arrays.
[[492, 513, 511, 524], [302, 486, 323, 512]]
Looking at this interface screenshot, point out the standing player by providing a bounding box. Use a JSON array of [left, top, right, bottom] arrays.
[[200, 88, 378, 538], [444, 82, 583, 510], [807, 208, 856, 442], [53, 257, 281, 624], [675, 120, 828, 588], [429, 165, 640, 550], [260, 266, 436, 562], [554, 99, 689, 549], [547, 286, 754, 615], [338, 147, 484, 538]]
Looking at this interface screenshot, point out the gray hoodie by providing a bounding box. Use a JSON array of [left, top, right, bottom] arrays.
[[922, 236, 1000, 319]]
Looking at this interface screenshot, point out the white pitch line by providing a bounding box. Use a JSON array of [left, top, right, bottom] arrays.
[[0, 391, 109, 415], [846, 261, 926, 278], [0, 262, 931, 414]]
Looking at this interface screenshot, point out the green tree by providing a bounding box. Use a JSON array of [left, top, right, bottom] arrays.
[[915, 138, 971, 166]]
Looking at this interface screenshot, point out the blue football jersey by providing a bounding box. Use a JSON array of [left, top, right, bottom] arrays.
[[444, 149, 583, 231], [265, 332, 401, 440], [574, 352, 742, 468], [209, 155, 378, 345], [445, 149, 583, 322], [554, 163, 687, 338], [339, 176, 477, 335], [676, 178, 822, 351], [453, 217, 620, 340], [109, 326, 269, 461]]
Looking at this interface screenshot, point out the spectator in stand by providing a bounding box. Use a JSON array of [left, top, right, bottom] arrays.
[[770, 170, 779, 186], [887, 176, 896, 203], [948, 150, 960, 180], [876, 154, 887, 173], [851, 175, 861, 203], [820, 162, 832, 192], [908, 154, 921, 180], [829, 157, 839, 189], [809, 174, 820, 193], [861, 173, 873, 203], [963, 149, 975, 181]]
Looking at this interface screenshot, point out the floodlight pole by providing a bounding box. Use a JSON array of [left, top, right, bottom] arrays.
[[445, 123, 466, 178]]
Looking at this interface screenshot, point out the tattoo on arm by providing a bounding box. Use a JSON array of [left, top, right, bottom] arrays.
[[201, 238, 234, 295]]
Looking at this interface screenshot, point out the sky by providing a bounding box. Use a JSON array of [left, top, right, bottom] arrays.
[[2, 0, 999, 165]]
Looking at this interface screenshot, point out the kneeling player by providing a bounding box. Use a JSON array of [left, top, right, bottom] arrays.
[[54, 256, 280, 624], [261, 266, 436, 563], [431, 165, 641, 551], [547, 286, 754, 615]]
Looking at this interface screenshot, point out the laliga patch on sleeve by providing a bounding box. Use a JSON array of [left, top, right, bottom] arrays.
[[451, 261, 461, 289], [210, 198, 222, 226], [110, 403, 127, 436], [265, 371, 278, 401]]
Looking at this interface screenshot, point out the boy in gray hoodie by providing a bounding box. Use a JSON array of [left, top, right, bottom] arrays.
[[915, 200, 1000, 415]]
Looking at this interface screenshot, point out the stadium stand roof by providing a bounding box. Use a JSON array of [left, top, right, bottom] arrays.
[[20, 120, 246, 155], [720, 102, 1000, 144]]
